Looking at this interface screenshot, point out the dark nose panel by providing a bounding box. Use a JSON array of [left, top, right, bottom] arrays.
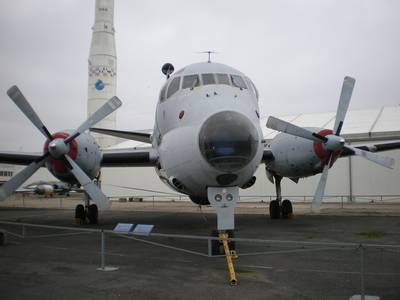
[[216, 174, 238, 185], [199, 111, 259, 172]]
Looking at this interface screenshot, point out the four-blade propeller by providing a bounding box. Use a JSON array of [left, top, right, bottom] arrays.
[[0, 86, 122, 209], [266, 77, 395, 212]]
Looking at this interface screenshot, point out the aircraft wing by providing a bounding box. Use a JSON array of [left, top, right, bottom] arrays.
[[15, 187, 36, 194], [261, 148, 275, 164], [0, 148, 158, 167], [339, 141, 400, 157], [100, 147, 158, 167], [90, 128, 152, 144], [0, 151, 42, 165]]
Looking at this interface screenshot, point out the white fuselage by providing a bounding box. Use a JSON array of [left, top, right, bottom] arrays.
[[151, 62, 264, 201]]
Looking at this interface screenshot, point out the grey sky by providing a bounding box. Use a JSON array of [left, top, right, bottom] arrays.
[[1, 0, 399, 151]]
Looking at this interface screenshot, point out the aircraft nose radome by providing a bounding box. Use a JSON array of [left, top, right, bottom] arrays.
[[199, 111, 259, 172]]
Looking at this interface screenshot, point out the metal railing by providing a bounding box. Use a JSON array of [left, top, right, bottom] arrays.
[[1, 194, 400, 212], [1, 220, 399, 298], [109, 194, 400, 203]]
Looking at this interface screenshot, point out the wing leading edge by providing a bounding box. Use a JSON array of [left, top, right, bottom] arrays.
[[0, 148, 158, 168], [90, 128, 152, 144]]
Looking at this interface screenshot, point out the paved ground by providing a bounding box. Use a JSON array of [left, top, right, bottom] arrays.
[[0, 199, 400, 299]]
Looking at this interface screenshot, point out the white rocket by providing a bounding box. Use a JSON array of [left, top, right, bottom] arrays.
[[87, 0, 117, 148]]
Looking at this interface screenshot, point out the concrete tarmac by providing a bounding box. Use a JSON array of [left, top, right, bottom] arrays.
[[0, 200, 400, 299]]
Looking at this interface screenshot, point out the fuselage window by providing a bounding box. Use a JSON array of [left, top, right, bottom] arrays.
[[231, 75, 247, 89], [201, 73, 216, 85], [159, 82, 168, 102], [167, 77, 181, 98], [216, 73, 230, 85], [182, 74, 200, 89]]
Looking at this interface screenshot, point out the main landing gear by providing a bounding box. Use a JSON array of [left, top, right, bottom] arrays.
[[74, 194, 99, 225], [269, 176, 293, 219]]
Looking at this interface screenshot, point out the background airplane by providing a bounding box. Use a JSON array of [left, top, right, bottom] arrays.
[[16, 181, 81, 197], [0, 62, 399, 249]]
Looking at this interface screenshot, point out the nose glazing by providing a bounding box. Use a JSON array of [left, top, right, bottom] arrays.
[[199, 111, 259, 172]]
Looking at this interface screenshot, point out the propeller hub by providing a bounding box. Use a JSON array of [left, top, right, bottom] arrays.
[[48, 138, 70, 158], [324, 134, 345, 152]]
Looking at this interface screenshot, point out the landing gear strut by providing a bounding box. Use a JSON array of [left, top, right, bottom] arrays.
[[207, 186, 239, 285], [269, 176, 293, 219]]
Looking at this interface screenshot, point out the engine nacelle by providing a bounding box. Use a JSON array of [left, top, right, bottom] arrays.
[[43, 131, 102, 184], [266, 128, 340, 178]]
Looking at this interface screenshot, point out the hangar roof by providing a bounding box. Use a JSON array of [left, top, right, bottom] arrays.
[[262, 105, 400, 142], [109, 105, 400, 149]]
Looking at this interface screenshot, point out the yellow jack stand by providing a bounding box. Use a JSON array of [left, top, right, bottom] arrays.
[[219, 231, 238, 286], [73, 218, 83, 225]]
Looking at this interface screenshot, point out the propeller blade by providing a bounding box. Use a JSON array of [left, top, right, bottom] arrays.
[[64, 155, 110, 209], [7, 86, 53, 141], [333, 76, 355, 136], [0, 154, 48, 201], [311, 155, 332, 212], [267, 116, 328, 142], [345, 145, 395, 169], [64, 96, 122, 144]]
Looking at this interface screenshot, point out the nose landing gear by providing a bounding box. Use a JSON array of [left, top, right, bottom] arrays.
[[207, 186, 240, 285]]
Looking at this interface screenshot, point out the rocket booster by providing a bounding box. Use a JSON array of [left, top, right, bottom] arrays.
[[87, 0, 117, 148]]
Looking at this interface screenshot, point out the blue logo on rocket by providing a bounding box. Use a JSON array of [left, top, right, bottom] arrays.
[[95, 79, 105, 91]]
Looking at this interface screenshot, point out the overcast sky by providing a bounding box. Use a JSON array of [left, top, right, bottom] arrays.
[[0, 0, 399, 151]]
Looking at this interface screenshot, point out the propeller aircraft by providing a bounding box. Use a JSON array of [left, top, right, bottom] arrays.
[[1, 61, 399, 248]]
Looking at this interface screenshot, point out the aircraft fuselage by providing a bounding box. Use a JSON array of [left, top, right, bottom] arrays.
[[152, 62, 264, 202]]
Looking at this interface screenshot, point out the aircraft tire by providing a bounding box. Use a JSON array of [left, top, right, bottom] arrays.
[[75, 204, 86, 223], [281, 199, 293, 219], [269, 200, 281, 219], [87, 204, 98, 225]]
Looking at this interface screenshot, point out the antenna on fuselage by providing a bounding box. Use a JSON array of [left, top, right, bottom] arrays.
[[198, 51, 218, 63]]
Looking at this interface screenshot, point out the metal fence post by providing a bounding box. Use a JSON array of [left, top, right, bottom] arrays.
[[360, 245, 365, 300], [207, 238, 212, 257], [100, 230, 105, 269]]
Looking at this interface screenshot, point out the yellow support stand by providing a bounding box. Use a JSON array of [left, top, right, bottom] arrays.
[[73, 218, 83, 225], [219, 231, 238, 286]]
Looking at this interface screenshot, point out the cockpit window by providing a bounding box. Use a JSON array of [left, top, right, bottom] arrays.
[[216, 73, 230, 85], [159, 82, 168, 102], [253, 83, 259, 99], [231, 75, 247, 89], [247, 78, 259, 99], [167, 77, 181, 98], [201, 73, 216, 85], [182, 74, 200, 89]]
